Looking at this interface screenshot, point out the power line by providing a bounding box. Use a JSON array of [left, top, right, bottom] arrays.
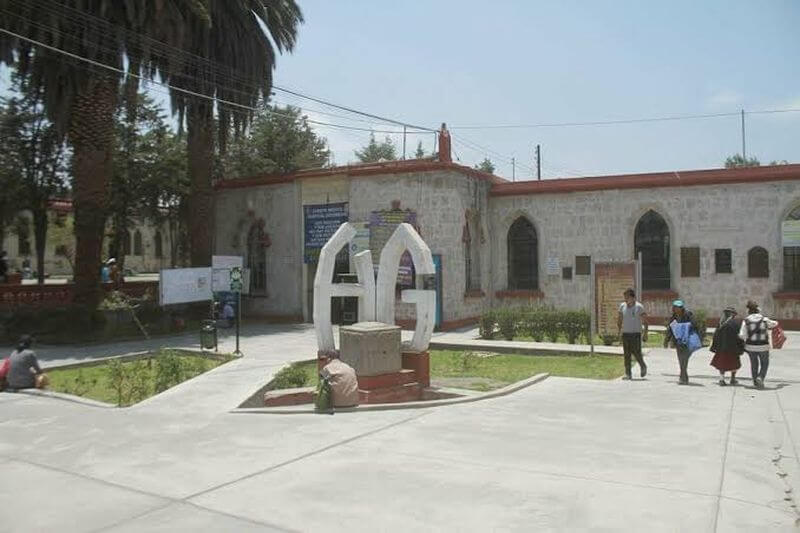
[[449, 108, 800, 130], [0, 27, 433, 137], [4, 3, 436, 133]]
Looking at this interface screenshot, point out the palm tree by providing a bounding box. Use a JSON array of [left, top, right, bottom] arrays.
[[0, 0, 205, 307], [164, 1, 303, 267]]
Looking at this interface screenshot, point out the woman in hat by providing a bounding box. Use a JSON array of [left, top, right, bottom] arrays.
[[663, 299, 701, 385], [710, 307, 745, 386]]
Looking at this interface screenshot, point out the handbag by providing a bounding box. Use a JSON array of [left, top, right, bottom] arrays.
[[772, 325, 787, 350]]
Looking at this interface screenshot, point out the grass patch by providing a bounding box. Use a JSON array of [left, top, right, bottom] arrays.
[[265, 361, 319, 391], [47, 349, 233, 406], [264, 352, 624, 394], [430, 350, 624, 390]]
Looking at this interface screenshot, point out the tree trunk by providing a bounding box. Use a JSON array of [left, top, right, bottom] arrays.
[[33, 207, 48, 285], [68, 77, 118, 308], [186, 101, 214, 267]]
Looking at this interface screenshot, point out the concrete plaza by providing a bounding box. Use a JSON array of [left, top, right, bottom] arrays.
[[2, 325, 800, 532]]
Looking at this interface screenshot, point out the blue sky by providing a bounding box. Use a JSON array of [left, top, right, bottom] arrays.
[[268, 0, 800, 179]]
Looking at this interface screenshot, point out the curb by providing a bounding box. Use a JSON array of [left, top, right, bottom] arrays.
[[230, 372, 550, 415], [429, 340, 626, 356], [3, 388, 116, 409]]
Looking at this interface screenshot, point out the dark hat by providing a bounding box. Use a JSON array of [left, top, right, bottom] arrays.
[[724, 306, 737, 314]]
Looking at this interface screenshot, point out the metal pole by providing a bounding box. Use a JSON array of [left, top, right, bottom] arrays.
[[512, 157, 516, 181], [589, 259, 595, 355], [536, 144, 541, 180], [741, 109, 746, 159], [402, 125, 407, 160], [235, 290, 242, 356]]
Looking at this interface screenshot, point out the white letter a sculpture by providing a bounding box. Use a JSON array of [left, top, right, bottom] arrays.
[[314, 222, 436, 354]]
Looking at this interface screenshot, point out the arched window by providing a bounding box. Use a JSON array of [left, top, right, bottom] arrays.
[[748, 247, 769, 278], [464, 212, 481, 291], [783, 206, 800, 289], [635, 210, 670, 290], [507, 216, 538, 290], [247, 222, 269, 295], [133, 230, 143, 256], [123, 231, 132, 256], [154, 231, 163, 259]]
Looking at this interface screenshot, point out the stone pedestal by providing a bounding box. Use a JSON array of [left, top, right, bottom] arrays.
[[339, 321, 401, 376]]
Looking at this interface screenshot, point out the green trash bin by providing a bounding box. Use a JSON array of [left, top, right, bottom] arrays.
[[200, 319, 217, 351]]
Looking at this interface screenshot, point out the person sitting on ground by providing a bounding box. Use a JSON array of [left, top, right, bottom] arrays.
[[6, 335, 48, 390], [320, 353, 359, 408], [710, 306, 745, 386]]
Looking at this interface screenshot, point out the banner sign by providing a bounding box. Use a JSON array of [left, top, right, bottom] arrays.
[[159, 268, 213, 306], [304, 202, 349, 263], [783, 220, 800, 247], [594, 262, 636, 337], [369, 209, 418, 287]]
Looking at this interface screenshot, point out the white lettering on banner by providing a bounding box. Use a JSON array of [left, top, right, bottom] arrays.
[[313, 222, 436, 354]]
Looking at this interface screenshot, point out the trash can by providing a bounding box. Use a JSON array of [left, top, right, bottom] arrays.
[[200, 319, 217, 351]]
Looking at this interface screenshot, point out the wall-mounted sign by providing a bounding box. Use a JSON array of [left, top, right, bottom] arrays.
[[546, 257, 560, 275], [304, 203, 349, 263], [369, 209, 418, 286]]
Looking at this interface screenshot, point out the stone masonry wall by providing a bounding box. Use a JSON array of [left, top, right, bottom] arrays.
[[214, 182, 302, 318], [349, 170, 491, 325], [489, 179, 800, 320]]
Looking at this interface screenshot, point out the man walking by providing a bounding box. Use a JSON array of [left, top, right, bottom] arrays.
[[618, 288, 648, 379]]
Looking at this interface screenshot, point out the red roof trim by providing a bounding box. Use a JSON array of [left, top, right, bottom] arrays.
[[214, 159, 508, 190], [490, 164, 800, 197]]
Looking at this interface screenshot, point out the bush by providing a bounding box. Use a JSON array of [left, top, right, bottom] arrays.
[[479, 310, 496, 340], [563, 310, 590, 344], [601, 333, 618, 346], [3, 304, 105, 343], [497, 308, 517, 341], [693, 309, 708, 345], [542, 311, 562, 343], [521, 307, 545, 342], [270, 363, 309, 389]]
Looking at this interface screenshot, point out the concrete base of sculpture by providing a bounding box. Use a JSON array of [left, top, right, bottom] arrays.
[[339, 321, 402, 377]]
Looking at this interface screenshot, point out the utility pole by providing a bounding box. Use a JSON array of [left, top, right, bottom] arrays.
[[536, 144, 541, 180], [512, 157, 516, 182], [402, 125, 407, 160], [741, 109, 746, 159]]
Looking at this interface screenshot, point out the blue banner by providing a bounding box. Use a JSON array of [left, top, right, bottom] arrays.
[[304, 202, 349, 263]]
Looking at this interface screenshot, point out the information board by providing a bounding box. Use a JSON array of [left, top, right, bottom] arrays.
[[369, 209, 418, 286], [304, 202, 349, 263], [159, 268, 213, 305], [594, 262, 636, 337]]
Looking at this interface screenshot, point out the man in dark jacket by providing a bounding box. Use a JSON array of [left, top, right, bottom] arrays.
[[663, 300, 700, 385]]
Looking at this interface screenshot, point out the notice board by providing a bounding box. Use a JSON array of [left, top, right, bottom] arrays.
[[304, 202, 349, 263], [594, 262, 636, 337], [369, 209, 418, 286], [159, 268, 213, 306]]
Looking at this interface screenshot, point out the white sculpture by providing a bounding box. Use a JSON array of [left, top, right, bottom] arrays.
[[375, 223, 436, 352], [313, 223, 375, 352], [313, 222, 436, 354]]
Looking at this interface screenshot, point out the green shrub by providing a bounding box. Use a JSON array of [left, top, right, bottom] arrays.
[[693, 309, 708, 345], [523, 307, 546, 342], [563, 310, 590, 344], [270, 363, 309, 389], [154, 351, 185, 393], [479, 310, 496, 340], [2, 304, 105, 343], [601, 333, 618, 346], [497, 308, 517, 340], [542, 311, 562, 343]]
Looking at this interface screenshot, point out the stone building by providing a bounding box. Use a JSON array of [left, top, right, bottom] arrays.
[[214, 128, 800, 328], [1, 200, 174, 278]]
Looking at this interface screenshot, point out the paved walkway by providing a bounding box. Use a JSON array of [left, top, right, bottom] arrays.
[[3, 324, 800, 531]]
